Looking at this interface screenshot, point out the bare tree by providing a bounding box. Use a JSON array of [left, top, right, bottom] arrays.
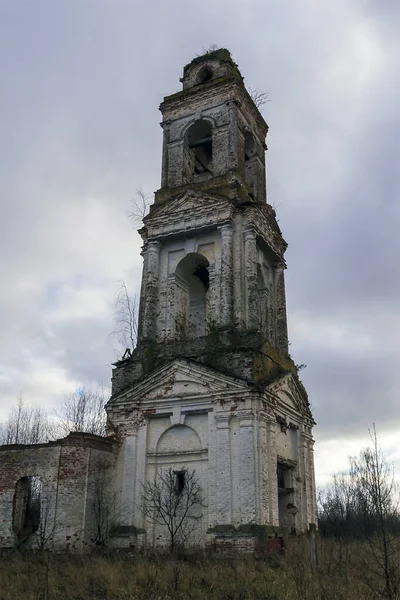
[[351, 426, 400, 600], [128, 188, 151, 225], [318, 471, 360, 540], [319, 425, 400, 599], [0, 396, 54, 445], [55, 386, 107, 437], [248, 88, 270, 111], [141, 467, 206, 552], [35, 490, 56, 551], [112, 280, 138, 358]]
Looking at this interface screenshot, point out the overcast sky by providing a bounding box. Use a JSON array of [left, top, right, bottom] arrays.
[[1, 0, 399, 485]]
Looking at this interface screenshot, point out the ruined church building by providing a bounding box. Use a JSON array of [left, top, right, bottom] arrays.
[[0, 49, 317, 551]]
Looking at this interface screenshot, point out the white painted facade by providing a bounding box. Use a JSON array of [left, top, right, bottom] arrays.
[[107, 49, 317, 550]]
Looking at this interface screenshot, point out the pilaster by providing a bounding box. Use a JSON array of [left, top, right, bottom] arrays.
[[266, 415, 279, 526], [142, 241, 161, 340], [238, 409, 256, 524], [215, 413, 232, 524], [219, 224, 233, 328], [119, 427, 138, 525], [243, 227, 258, 330], [160, 121, 170, 188], [258, 410, 269, 524], [275, 263, 288, 353]]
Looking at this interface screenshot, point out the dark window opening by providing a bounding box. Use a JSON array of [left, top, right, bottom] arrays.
[[244, 131, 256, 162], [186, 120, 213, 176], [174, 471, 186, 494], [277, 464, 292, 492], [193, 265, 209, 290], [197, 67, 213, 84], [13, 476, 42, 538], [175, 253, 210, 338]]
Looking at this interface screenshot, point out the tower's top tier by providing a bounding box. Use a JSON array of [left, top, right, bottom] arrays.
[[180, 48, 244, 91], [155, 49, 269, 206]]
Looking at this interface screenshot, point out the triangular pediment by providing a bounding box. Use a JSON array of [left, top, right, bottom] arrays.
[[143, 190, 233, 239], [147, 190, 231, 220], [109, 359, 251, 408], [267, 373, 314, 422]]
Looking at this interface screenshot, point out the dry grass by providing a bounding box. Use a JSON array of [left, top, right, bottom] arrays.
[[0, 538, 395, 600]]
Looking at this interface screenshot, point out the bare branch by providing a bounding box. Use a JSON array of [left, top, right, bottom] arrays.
[[128, 188, 151, 226], [140, 467, 206, 551], [247, 88, 270, 111], [111, 280, 138, 358], [90, 457, 118, 547], [0, 396, 55, 445], [319, 424, 400, 598], [54, 385, 107, 437]]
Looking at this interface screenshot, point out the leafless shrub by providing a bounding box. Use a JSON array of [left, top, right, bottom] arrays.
[[248, 88, 270, 111], [198, 44, 219, 56], [0, 396, 55, 445], [129, 188, 151, 225], [112, 280, 138, 358], [140, 467, 206, 552], [35, 491, 56, 551]]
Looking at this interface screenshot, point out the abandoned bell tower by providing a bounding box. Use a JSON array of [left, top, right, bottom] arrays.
[[107, 48, 317, 549]]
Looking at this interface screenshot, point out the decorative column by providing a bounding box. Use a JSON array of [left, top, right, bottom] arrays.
[[142, 240, 161, 340], [243, 227, 258, 330], [238, 409, 256, 524], [275, 262, 288, 353], [219, 223, 233, 328], [215, 413, 232, 524]]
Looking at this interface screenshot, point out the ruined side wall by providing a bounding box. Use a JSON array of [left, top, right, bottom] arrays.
[[0, 434, 118, 552], [0, 444, 60, 549]]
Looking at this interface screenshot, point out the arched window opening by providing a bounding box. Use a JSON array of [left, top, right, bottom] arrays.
[[197, 67, 213, 84], [175, 253, 210, 338], [13, 476, 42, 538], [244, 131, 257, 198], [185, 120, 213, 181]]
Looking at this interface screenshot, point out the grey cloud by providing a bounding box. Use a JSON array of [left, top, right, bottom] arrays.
[[1, 0, 399, 482]]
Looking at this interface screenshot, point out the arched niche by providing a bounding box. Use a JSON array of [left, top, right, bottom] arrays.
[[174, 252, 210, 338], [157, 425, 202, 454], [12, 476, 42, 538], [184, 119, 213, 182]]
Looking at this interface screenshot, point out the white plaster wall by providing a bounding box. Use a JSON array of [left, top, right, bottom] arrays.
[[275, 425, 299, 462]]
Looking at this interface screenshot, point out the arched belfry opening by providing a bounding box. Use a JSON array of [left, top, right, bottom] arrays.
[[197, 66, 213, 84], [175, 253, 210, 338], [184, 120, 213, 182]]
